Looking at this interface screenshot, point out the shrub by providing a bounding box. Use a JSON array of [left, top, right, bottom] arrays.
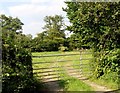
[[92, 49, 120, 79], [1, 14, 33, 93]]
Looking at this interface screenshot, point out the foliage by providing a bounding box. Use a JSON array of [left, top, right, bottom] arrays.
[[64, 2, 120, 50], [1, 14, 34, 93], [32, 15, 66, 52], [63, 2, 120, 79], [67, 33, 90, 50], [15, 33, 32, 49], [43, 15, 65, 39], [93, 49, 120, 78]]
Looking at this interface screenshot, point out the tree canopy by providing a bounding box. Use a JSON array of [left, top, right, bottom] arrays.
[[63, 2, 120, 51], [63, 2, 120, 78], [32, 15, 66, 52]]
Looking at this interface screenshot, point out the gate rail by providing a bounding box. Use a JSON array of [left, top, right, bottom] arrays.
[[32, 52, 93, 82]]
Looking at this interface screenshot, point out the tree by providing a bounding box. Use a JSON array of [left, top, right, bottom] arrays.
[[15, 33, 32, 49], [63, 2, 120, 51], [43, 15, 66, 51], [43, 15, 65, 39], [32, 15, 66, 51], [68, 33, 83, 50], [1, 14, 33, 93], [31, 31, 48, 52], [63, 2, 120, 78]]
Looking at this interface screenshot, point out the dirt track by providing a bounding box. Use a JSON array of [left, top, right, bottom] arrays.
[[41, 63, 114, 92], [64, 64, 113, 92]]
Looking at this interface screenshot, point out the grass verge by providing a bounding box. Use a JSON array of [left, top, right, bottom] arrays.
[[58, 74, 94, 91]]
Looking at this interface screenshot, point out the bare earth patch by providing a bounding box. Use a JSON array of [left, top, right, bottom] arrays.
[[40, 68, 63, 92]]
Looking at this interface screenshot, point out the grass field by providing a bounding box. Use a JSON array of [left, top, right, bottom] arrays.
[[32, 50, 118, 91], [32, 50, 94, 91]]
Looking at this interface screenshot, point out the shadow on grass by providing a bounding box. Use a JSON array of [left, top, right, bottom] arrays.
[[58, 79, 68, 90], [29, 78, 120, 93], [2, 76, 47, 93]]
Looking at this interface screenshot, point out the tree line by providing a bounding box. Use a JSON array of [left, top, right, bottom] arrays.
[[31, 15, 82, 52]]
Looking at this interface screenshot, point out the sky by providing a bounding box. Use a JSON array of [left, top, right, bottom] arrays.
[[0, 0, 71, 38]]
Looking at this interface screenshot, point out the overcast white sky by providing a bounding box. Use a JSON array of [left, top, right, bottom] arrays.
[[0, 0, 71, 38]]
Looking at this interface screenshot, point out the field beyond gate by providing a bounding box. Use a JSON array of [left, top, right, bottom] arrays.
[[32, 50, 94, 91]]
